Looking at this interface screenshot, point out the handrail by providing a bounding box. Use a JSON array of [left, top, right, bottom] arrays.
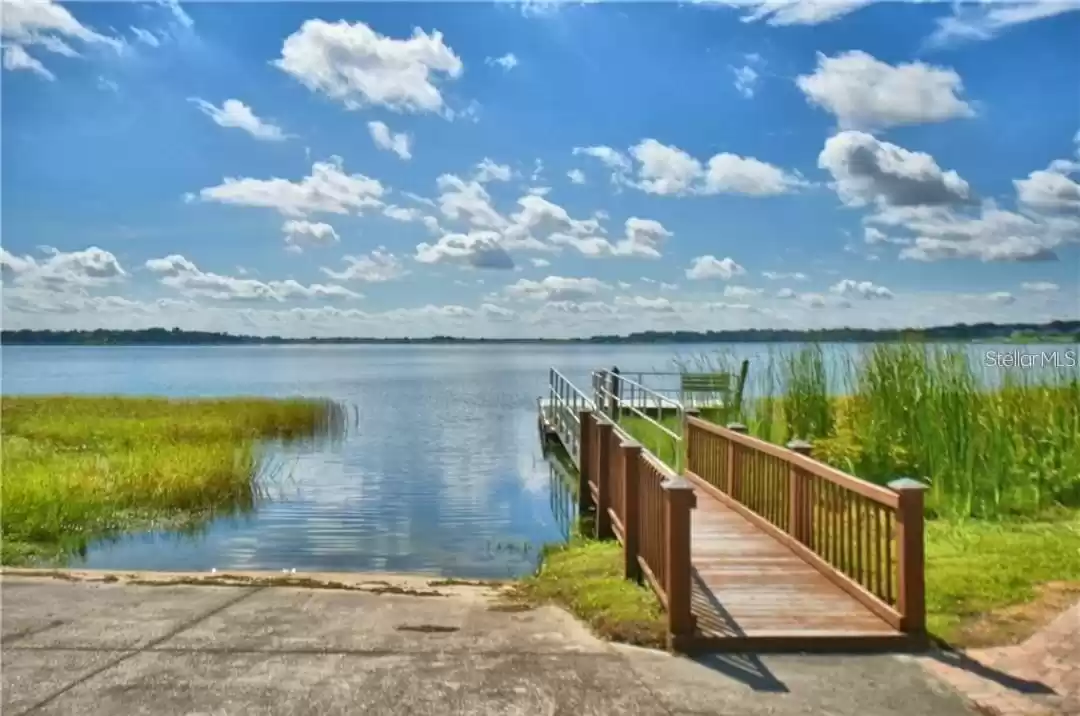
[[592, 371, 683, 440]]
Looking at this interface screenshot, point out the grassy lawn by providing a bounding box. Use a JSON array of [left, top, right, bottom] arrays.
[[2, 395, 344, 565], [506, 535, 666, 648]]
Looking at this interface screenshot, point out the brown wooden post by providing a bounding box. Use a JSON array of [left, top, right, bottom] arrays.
[[609, 366, 621, 420], [578, 410, 594, 513], [663, 476, 697, 651], [620, 440, 642, 583], [889, 477, 928, 639], [683, 408, 700, 476], [725, 423, 747, 499], [594, 418, 614, 540], [786, 440, 813, 543]]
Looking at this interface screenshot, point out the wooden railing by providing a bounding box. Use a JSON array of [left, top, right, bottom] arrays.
[[684, 415, 927, 635], [580, 410, 696, 649]]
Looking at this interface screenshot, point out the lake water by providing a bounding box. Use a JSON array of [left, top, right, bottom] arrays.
[[1, 342, 1067, 577]]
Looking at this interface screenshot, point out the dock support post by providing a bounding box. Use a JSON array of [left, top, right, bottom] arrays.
[[621, 440, 642, 583], [609, 366, 621, 421], [786, 440, 813, 544], [890, 477, 928, 641], [578, 410, 594, 514], [663, 476, 697, 652], [594, 418, 614, 540]]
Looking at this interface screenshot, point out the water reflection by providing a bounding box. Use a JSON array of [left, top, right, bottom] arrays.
[[548, 457, 579, 542]]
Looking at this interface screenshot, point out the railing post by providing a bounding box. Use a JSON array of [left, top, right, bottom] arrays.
[[577, 410, 594, 513], [594, 417, 614, 540], [725, 423, 747, 498], [786, 440, 813, 543], [609, 366, 621, 420], [889, 477, 928, 639], [663, 476, 697, 651], [684, 408, 700, 476], [621, 441, 642, 583]]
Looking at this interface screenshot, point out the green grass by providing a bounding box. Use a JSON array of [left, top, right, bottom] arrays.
[[2, 395, 346, 565], [507, 533, 666, 648]]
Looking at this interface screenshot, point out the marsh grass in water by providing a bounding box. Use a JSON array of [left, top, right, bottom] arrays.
[[1, 396, 346, 564]]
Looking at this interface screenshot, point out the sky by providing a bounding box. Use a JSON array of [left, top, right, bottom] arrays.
[[2, 0, 1079, 339]]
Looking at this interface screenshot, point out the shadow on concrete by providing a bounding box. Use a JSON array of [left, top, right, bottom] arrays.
[[692, 652, 789, 693], [928, 649, 1055, 695]]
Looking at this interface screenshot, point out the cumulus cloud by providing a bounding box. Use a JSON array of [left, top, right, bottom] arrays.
[[829, 279, 894, 299], [1014, 169, 1080, 213], [621, 139, 805, 197], [1, 246, 126, 291], [321, 249, 407, 282], [762, 271, 808, 280], [1021, 281, 1060, 293], [732, 64, 758, 98], [415, 231, 516, 270], [274, 20, 463, 116], [567, 169, 586, 185], [485, 52, 518, 71], [195, 157, 385, 217], [723, 285, 764, 299], [819, 131, 972, 208], [474, 158, 513, 183], [686, 255, 746, 280], [190, 98, 288, 141], [1, 0, 123, 80], [146, 254, 361, 301], [549, 217, 673, 259], [572, 145, 632, 174], [367, 121, 412, 160], [282, 220, 339, 253], [797, 51, 975, 131], [531, 258, 551, 268], [505, 276, 609, 302]]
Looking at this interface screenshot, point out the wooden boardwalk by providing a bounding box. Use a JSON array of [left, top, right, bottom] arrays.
[[538, 369, 925, 653]]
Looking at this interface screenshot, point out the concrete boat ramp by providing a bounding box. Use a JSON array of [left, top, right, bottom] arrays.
[[0, 570, 978, 716]]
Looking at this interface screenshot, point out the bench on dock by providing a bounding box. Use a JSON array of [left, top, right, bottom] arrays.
[[678, 360, 749, 411], [538, 367, 927, 654]]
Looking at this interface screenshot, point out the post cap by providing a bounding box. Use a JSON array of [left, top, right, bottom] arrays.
[[726, 422, 748, 433], [786, 439, 813, 452], [685, 408, 702, 417], [887, 477, 928, 491], [620, 440, 642, 450], [661, 476, 696, 491]]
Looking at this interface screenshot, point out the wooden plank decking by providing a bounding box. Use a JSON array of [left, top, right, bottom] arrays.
[[688, 491, 909, 651]]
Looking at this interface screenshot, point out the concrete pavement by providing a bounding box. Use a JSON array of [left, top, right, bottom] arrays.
[[1, 571, 977, 716]]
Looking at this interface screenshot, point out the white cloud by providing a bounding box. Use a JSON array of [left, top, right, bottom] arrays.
[[987, 291, 1016, 305], [190, 98, 288, 141], [1, 0, 123, 79], [2, 43, 53, 79], [1022, 281, 1060, 293], [130, 26, 161, 47], [928, 1, 1080, 48], [724, 285, 764, 299], [1, 246, 126, 291], [549, 216, 672, 259], [415, 231, 516, 270], [762, 271, 808, 280], [367, 120, 412, 160], [382, 205, 422, 222], [474, 158, 513, 183], [282, 220, 339, 253], [274, 20, 463, 115], [567, 169, 586, 185], [1014, 169, 1080, 212], [531, 258, 551, 268], [776, 287, 797, 299], [485, 52, 518, 71], [732, 64, 758, 98], [829, 278, 894, 299], [572, 145, 633, 181], [321, 249, 407, 282], [436, 173, 507, 229], [146, 254, 361, 302], [863, 226, 911, 246], [480, 303, 517, 321], [196, 157, 385, 217], [615, 295, 676, 313], [505, 276, 609, 302], [796, 51, 975, 131], [819, 131, 972, 208], [629, 138, 805, 196], [686, 255, 746, 280], [698, 0, 877, 26]]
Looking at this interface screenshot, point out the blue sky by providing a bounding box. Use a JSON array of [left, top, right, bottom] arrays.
[[2, 0, 1078, 338]]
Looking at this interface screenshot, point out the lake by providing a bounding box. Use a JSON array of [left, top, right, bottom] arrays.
[[0, 341, 1060, 577]]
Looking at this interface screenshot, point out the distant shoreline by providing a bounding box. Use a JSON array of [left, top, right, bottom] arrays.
[[2, 322, 1078, 346]]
